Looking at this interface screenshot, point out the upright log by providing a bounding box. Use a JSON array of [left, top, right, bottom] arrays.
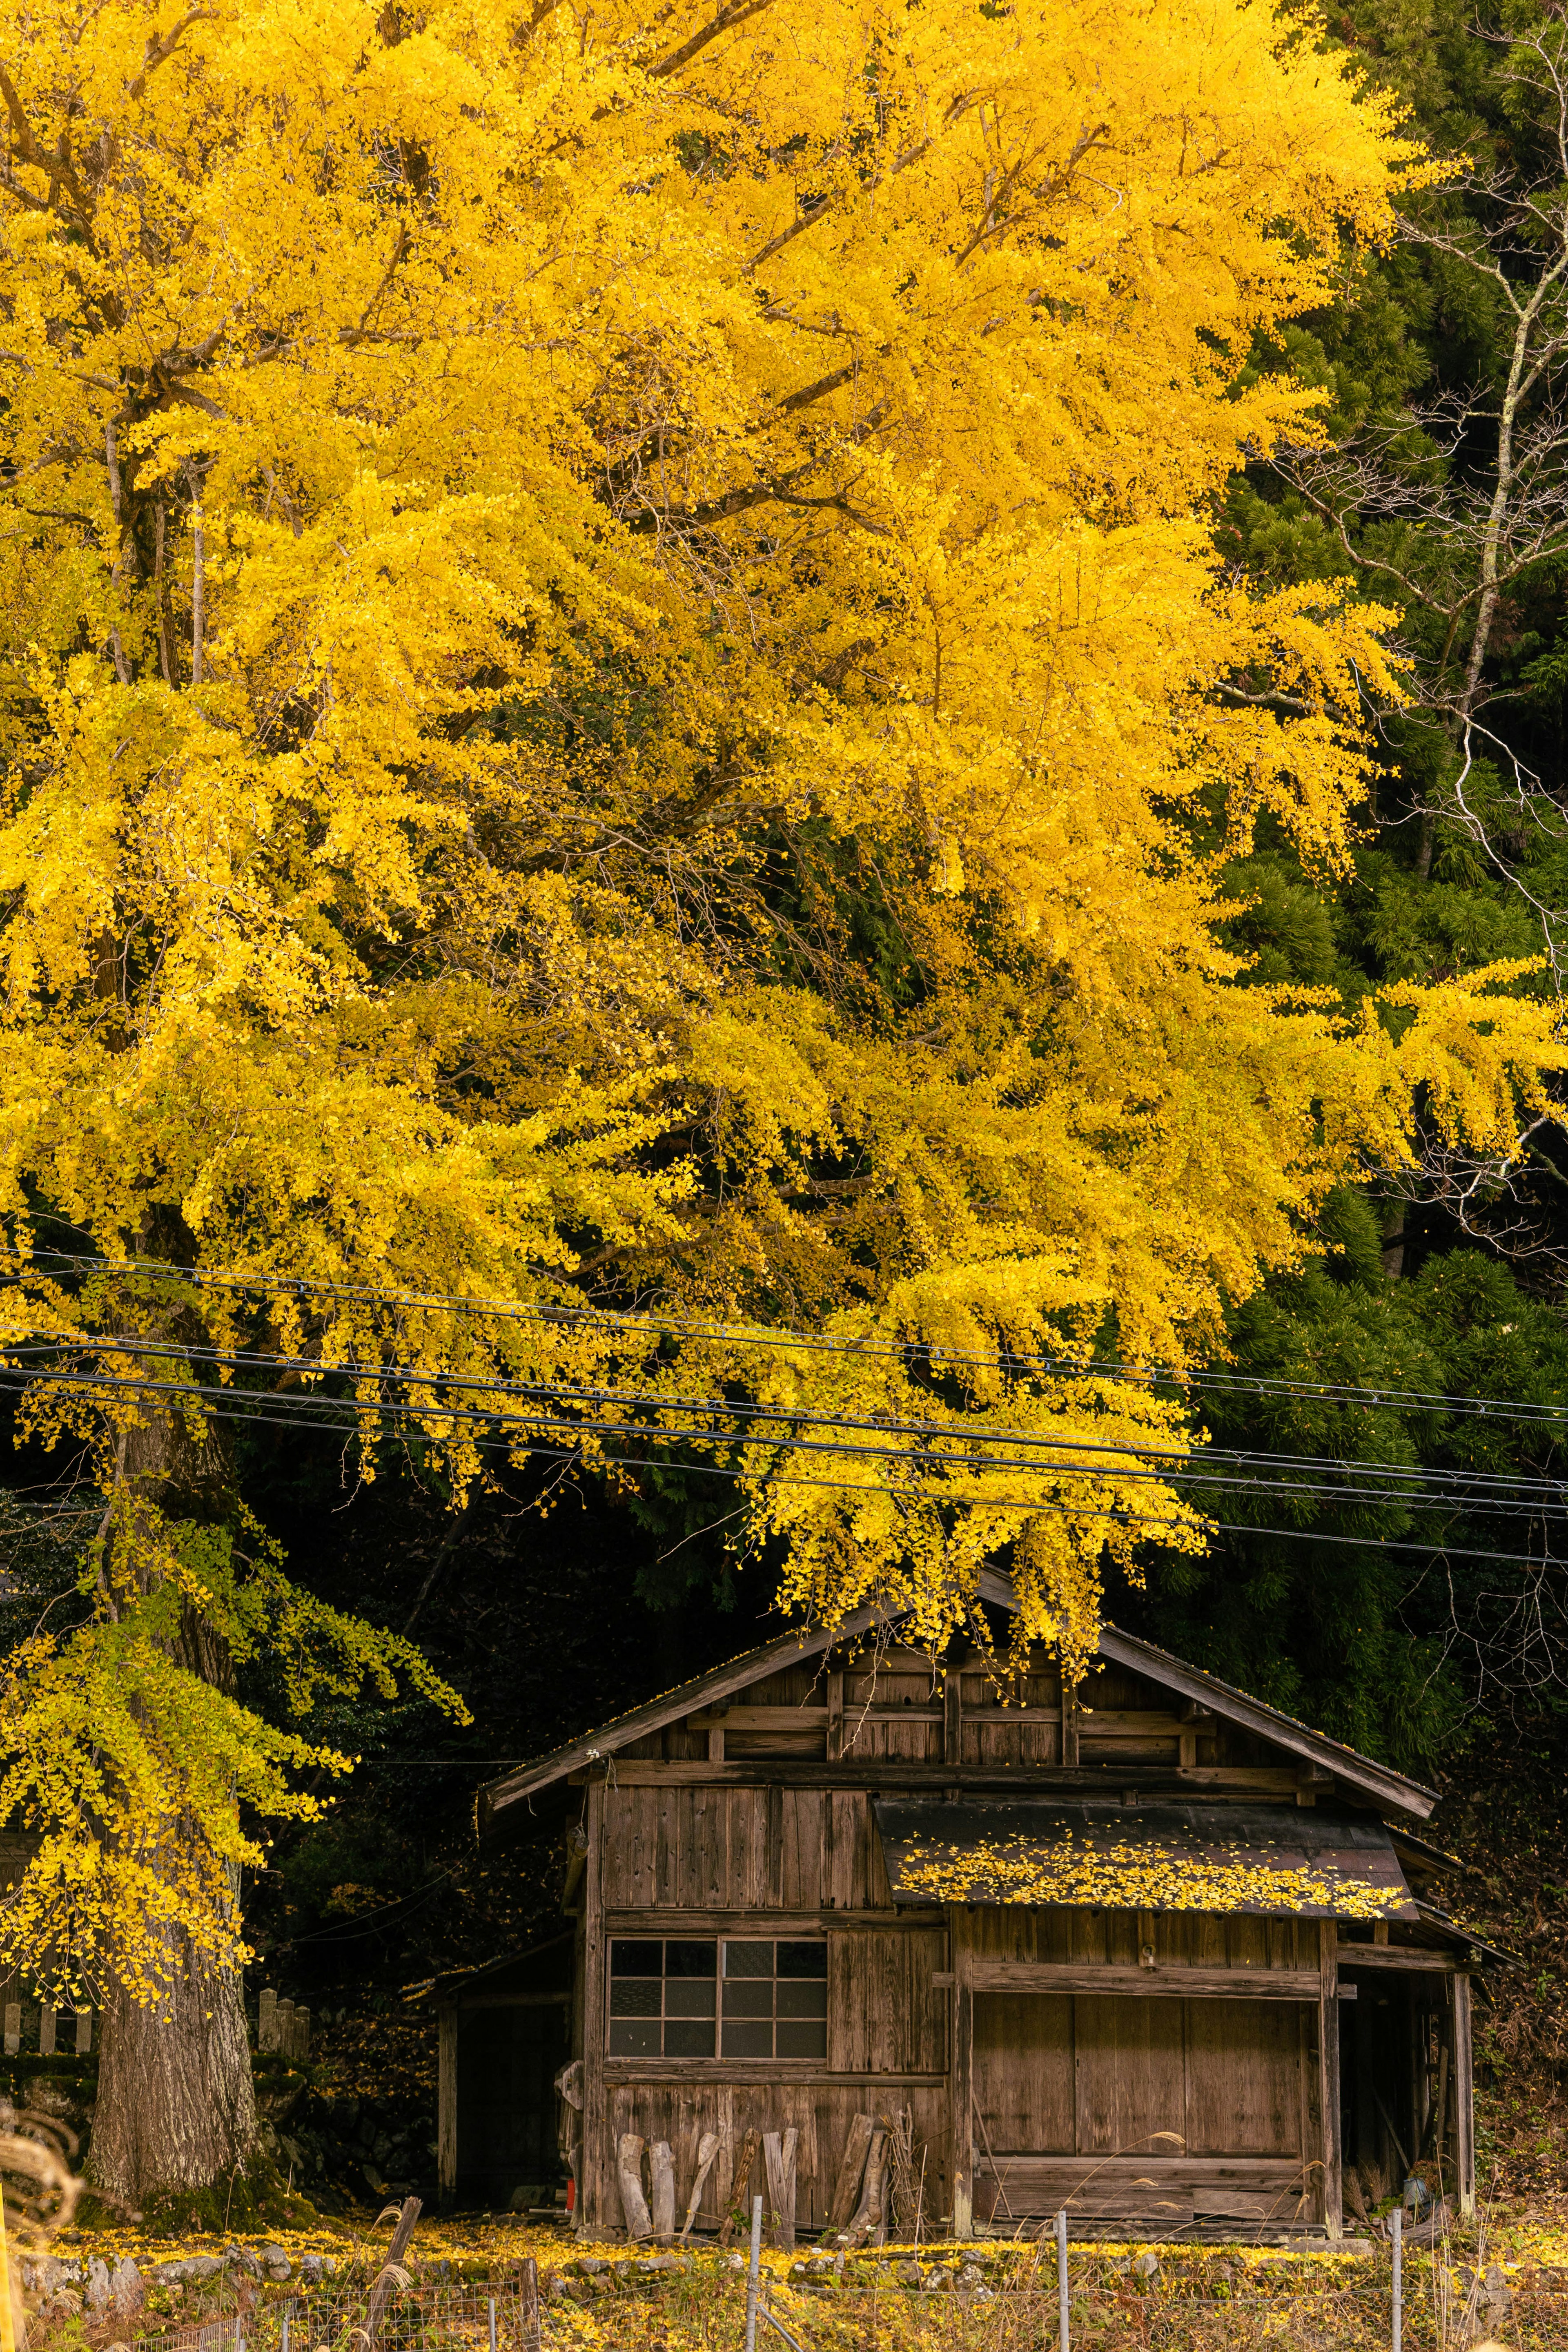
[[763, 2128, 798, 2249], [680, 2132, 720, 2243], [617, 2133, 653, 2241], [720, 2128, 760, 2246], [650, 2140, 676, 2241], [829, 2115, 875, 2230], [848, 2128, 889, 2243]]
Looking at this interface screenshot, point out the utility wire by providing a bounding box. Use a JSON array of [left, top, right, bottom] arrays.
[[0, 1360, 1561, 1564], [2, 1335, 1564, 1515], [2, 1358, 1564, 1517], [5, 1248, 1568, 1429]]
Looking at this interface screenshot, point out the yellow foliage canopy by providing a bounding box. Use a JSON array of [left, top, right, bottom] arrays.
[[0, 0, 1559, 1953]]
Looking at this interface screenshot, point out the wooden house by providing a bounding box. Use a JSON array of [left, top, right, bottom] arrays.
[[467, 1572, 1495, 2242]]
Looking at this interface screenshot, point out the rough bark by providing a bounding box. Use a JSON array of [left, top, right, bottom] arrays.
[[91, 1932, 258, 2209], [87, 1387, 261, 2207]]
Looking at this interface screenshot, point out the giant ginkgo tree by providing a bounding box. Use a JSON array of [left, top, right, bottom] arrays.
[[0, 0, 1559, 2202]]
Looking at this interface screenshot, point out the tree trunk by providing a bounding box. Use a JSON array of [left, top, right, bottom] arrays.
[[90, 1922, 258, 2210], [87, 1393, 260, 2208]]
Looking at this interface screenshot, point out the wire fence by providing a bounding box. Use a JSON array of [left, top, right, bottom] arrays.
[[34, 2216, 1568, 2352]]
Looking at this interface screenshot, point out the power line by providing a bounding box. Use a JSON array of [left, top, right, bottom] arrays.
[[0, 1359, 1561, 1565], [6, 1248, 1568, 1429], [7, 1331, 1564, 1508], [3, 1356, 1564, 1520]]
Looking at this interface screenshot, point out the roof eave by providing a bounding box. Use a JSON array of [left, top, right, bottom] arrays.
[[476, 1599, 891, 1830]]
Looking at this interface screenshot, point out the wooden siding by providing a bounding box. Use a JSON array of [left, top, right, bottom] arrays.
[[969, 1903, 1319, 2224], [827, 1928, 948, 2073], [597, 2081, 952, 2234], [659, 1643, 1268, 1779], [601, 1787, 893, 1911]]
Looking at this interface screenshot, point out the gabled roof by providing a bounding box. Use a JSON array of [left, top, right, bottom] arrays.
[[476, 1576, 1437, 1833], [475, 1596, 888, 1834]]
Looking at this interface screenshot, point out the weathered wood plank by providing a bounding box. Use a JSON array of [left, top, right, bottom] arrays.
[[1185, 2000, 1303, 2156], [1454, 1973, 1475, 2218], [1074, 1994, 1184, 2160], [572, 1762, 1308, 1791], [581, 1780, 606, 2229], [828, 2113, 875, 2228], [763, 2127, 798, 2248], [848, 2126, 890, 2241], [950, 1906, 974, 2237], [976, 2152, 1313, 2223], [649, 2140, 676, 2241], [618, 2134, 653, 2241], [1319, 1920, 1341, 2238], [826, 1672, 844, 1763], [970, 1963, 1320, 2000], [720, 2127, 760, 2246], [604, 2061, 952, 2084], [601, 1908, 935, 1935], [1334, 1946, 1455, 1972], [974, 1989, 1074, 2158], [680, 2132, 720, 2243]]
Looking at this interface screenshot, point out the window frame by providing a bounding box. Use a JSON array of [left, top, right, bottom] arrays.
[[605, 1933, 829, 2063]]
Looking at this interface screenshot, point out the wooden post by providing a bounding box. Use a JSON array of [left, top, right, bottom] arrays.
[[763, 2132, 784, 2246], [828, 2114, 875, 2230], [365, 2196, 421, 2352], [581, 1778, 606, 2232], [944, 1669, 964, 1766], [949, 1906, 974, 2237], [520, 2258, 539, 2352], [1453, 1973, 1475, 2218], [826, 1669, 844, 1762], [650, 2140, 676, 2241], [680, 2131, 720, 2242], [437, 2006, 458, 2203], [721, 2128, 761, 2246], [1318, 1921, 1341, 2238], [762, 2127, 797, 2249], [743, 2196, 763, 2352], [780, 2126, 797, 2251], [618, 2133, 653, 2240], [37, 2006, 54, 2057], [1060, 1681, 1079, 1768], [848, 2128, 889, 2242]]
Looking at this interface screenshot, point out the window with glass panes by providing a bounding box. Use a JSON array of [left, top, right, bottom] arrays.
[[720, 1940, 828, 2058], [607, 1937, 829, 2059], [607, 1940, 717, 2056]]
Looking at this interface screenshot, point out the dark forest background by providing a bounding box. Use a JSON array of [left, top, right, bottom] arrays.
[[10, 0, 1568, 2212]]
